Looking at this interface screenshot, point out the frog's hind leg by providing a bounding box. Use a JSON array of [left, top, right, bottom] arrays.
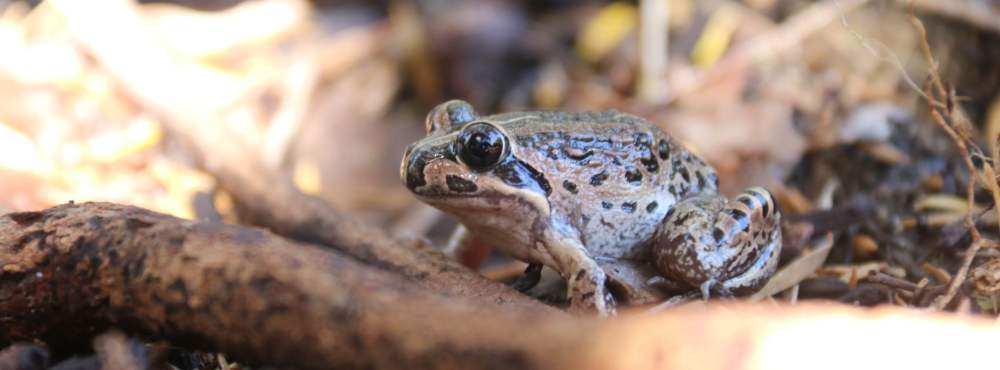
[[652, 187, 782, 298]]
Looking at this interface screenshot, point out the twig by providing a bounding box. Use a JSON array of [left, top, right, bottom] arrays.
[[261, 50, 319, 169], [906, 15, 996, 310], [867, 271, 919, 291], [638, 0, 668, 104]]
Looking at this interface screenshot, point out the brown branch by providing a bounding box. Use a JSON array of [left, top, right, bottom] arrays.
[[45, 0, 541, 310], [2, 202, 1000, 370], [0, 203, 580, 369]]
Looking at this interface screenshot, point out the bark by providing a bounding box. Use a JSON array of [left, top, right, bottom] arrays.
[[0, 203, 583, 370]]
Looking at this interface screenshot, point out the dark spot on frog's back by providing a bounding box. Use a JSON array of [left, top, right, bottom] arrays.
[[624, 166, 642, 185], [633, 132, 652, 147], [590, 171, 609, 186], [446, 175, 478, 193], [563, 147, 593, 161], [562, 180, 578, 194], [646, 201, 658, 213], [713, 228, 726, 242], [658, 140, 670, 160], [621, 202, 637, 213], [601, 201, 613, 210]]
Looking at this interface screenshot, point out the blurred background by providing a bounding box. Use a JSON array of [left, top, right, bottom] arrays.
[[2, 0, 1000, 303]]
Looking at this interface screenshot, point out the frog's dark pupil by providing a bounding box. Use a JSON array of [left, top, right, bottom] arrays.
[[458, 123, 506, 170]]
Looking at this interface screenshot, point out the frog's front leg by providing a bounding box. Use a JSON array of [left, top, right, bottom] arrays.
[[652, 187, 781, 298], [545, 234, 616, 316]]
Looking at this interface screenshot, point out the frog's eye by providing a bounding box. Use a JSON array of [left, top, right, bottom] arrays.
[[456, 122, 508, 171]]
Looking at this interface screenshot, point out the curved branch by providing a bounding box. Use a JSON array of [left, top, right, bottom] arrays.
[[0, 203, 582, 369]]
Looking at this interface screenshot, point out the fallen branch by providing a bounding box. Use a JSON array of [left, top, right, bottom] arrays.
[[45, 0, 541, 309], [2, 204, 999, 369], [0, 203, 580, 369]]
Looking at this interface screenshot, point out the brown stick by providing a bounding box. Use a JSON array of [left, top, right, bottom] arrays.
[[0, 202, 583, 369]]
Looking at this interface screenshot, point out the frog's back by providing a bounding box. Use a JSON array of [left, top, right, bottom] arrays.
[[485, 110, 719, 259]]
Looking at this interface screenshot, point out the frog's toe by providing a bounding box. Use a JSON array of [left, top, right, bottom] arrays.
[[566, 265, 615, 316], [699, 280, 715, 300]]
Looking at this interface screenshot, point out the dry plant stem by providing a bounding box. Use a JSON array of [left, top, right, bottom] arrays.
[[927, 106, 983, 310], [867, 271, 919, 291], [46, 0, 543, 309], [0, 203, 583, 370], [638, 0, 668, 104], [913, 14, 994, 309]]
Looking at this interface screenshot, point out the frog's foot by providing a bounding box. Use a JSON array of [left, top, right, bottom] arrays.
[[697, 279, 734, 300], [509, 263, 544, 293], [652, 187, 782, 297], [550, 241, 615, 316], [566, 261, 615, 316], [699, 280, 715, 300]]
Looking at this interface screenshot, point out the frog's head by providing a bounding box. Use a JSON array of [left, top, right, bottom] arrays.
[[400, 100, 552, 215]]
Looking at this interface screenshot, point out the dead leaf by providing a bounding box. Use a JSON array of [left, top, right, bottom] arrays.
[[750, 233, 833, 301]]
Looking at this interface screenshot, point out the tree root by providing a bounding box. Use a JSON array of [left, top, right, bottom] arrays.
[[0, 203, 580, 370]]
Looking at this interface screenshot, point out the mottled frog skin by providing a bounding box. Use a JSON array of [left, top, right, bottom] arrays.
[[401, 100, 782, 315]]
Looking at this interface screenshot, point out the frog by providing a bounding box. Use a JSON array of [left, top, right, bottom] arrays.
[[400, 100, 782, 315]]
